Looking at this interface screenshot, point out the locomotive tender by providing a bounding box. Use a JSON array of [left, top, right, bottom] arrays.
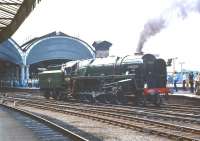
[[39, 54, 169, 106]]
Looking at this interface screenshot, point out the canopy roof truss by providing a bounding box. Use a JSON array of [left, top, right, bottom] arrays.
[[0, 0, 41, 43]]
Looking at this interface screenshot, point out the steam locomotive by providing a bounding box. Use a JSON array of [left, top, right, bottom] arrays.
[[38, 54, 169, 106]]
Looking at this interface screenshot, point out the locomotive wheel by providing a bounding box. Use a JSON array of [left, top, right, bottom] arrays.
[[106, 95, 117, 104], [83, 95, 88, 103], [154, 94, 162, 106], [137, 95, 146, 106], [52, 95, 57, 100], [105, 94, 112, 104], [79, 95, 85, 102], [57, 91, 64, 101], [87, 95, 95, 103], [96, 95, 106, 103], [61, 93, 68, 101], [63, 95, 68, 101], [104, 94, 111, 104], [44, 91, 50, 99], [117, 95, 128, 105], [52, 91, 58, 100]]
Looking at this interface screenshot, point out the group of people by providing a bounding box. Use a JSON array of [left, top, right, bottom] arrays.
[[173, 72, 200, 93]]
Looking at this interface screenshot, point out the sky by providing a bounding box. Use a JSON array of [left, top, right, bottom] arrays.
[[12, 0, 200, 71]]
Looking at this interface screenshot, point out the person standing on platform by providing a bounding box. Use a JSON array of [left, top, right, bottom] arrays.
[[182, 73, 187, 91], [173, 72, 178, 92], [194, 73, 198, 92], [189, 72, 194, 93], [194, 73, 200, 94]]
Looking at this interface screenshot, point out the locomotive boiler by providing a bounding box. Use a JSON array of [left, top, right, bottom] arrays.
[[38, 54, 169, 106]]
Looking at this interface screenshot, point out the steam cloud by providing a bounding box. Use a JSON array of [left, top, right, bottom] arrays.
[[136, 0, 200, 54]]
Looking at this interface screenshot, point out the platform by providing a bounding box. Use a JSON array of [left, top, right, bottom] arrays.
[[171, 92, 200, 99], [169, 88, 200, 98], [0, 106, 39, 141], [168, 90, 200, 106], [0, 87, 40, 94]]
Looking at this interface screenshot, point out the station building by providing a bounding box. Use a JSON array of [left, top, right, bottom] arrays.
[[0, 31, 112, 87]]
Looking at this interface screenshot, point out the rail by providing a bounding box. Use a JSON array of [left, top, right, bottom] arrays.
[[4, 97, 200, 141], [0, 103, 88, 141]]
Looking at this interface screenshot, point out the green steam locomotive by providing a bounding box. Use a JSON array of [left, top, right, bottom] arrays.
[[38, 54, 169, 106]]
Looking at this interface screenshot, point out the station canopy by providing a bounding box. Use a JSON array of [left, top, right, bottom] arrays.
[[0, 0, 41, 43]]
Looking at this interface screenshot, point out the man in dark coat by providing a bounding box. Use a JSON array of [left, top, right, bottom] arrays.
[[189, 72, 194, 93], [173, 72, 178, 92]]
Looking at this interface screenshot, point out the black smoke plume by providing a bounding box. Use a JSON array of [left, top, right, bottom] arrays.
[[136, 0, 200, 54]]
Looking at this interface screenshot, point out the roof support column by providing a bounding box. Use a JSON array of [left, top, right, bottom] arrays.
[[25, 65, 30, 80], [25, 65, 31, 87], [20, 65, 25, 87]]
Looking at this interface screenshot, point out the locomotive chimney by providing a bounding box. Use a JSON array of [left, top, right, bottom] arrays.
[[134, 52, 144, 56]]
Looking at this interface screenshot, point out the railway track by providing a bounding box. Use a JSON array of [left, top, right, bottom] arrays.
[[3, 95, 200, 125], [4, 94, 200, 115], [11, 96, 200, 121], [3, 93, 200, 114], [3, 97, 200, 141], [62, 101, 200, 119], [63, 103, 200, 124], [0, 103, 88, 141], [161, 104, 200, 113]]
